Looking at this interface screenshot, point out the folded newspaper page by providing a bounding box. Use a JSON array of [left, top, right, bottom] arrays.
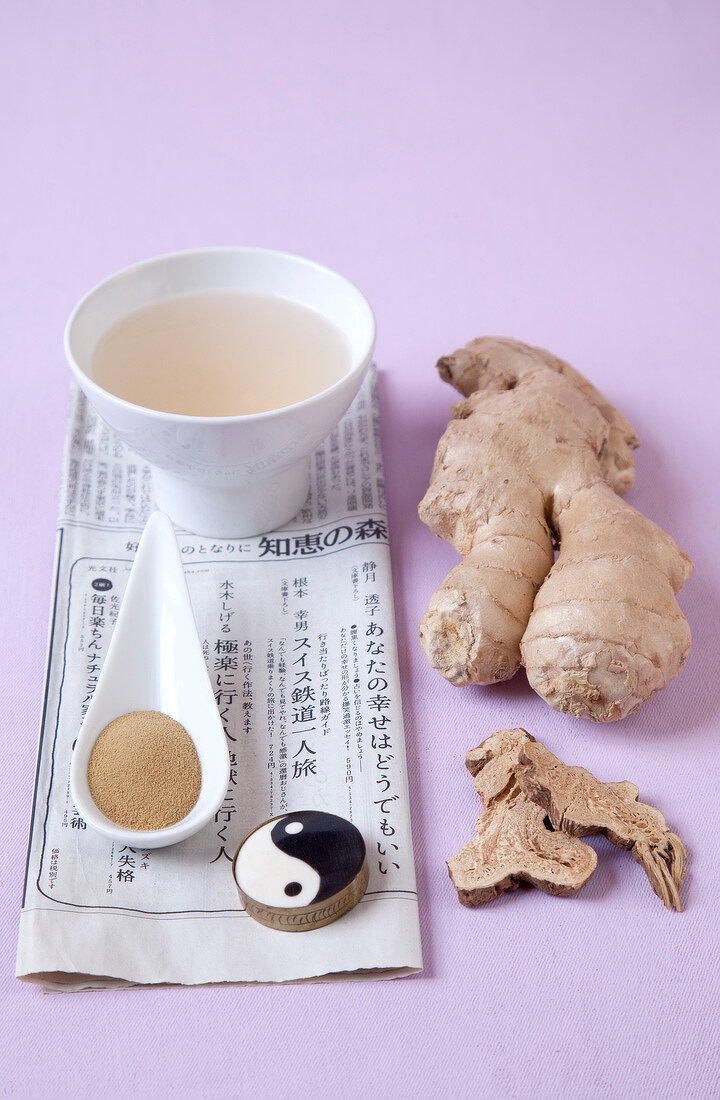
[[17, 367, 422, 990]]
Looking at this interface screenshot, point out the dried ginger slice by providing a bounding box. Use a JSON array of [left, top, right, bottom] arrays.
[[517, 741, 686, 911], [447, 729, 597, 905]]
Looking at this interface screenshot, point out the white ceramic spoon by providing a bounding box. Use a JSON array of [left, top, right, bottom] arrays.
[[70, 511, 230, 848]]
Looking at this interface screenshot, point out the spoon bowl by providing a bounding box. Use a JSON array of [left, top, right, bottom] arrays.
[[69, 511, 230, 848]]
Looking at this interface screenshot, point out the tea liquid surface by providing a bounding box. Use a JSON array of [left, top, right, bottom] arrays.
[[91, 290, 351, 416]]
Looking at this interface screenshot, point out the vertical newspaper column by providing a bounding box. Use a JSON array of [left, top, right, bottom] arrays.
[[361, 555, 404, 883], [211, 578, 238, 864]]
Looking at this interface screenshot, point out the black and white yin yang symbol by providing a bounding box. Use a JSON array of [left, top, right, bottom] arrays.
[[234, 811, 366, 909]]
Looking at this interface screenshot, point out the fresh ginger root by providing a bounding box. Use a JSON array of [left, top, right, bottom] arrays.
[[419, 338, 693, 721]]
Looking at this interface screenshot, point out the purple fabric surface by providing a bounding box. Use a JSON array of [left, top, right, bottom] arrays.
[[2, 2, 719, 1096]]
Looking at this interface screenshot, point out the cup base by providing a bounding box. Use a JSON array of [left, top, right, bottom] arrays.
[[152, 460, 311, 538]]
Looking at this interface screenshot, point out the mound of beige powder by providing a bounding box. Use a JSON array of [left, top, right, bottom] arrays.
[[87, 710, 202, 830]]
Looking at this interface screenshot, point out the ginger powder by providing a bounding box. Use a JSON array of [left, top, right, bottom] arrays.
[[87, 710, 202, 830]]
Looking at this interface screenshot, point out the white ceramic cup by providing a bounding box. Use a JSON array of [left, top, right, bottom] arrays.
[[65, 247, 376, 537]]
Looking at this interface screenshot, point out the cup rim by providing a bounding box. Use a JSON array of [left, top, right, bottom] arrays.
[[64, 245, 377, 425]]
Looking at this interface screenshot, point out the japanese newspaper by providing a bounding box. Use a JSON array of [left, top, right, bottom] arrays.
[[16, 367, 422, 990]]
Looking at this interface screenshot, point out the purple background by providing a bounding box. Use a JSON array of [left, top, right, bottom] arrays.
[[3, 3, 719, 1097]]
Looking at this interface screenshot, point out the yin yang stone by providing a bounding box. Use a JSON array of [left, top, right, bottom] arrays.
[[233, 810, 368, 931]]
